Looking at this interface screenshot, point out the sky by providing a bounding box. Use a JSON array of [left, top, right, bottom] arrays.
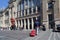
[[0, 0, 9, 10]]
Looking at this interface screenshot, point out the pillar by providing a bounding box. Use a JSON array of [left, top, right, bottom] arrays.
[[9, 9, 11, 27], [24, 19, 26, 30], [36, 6, 38, 13], [15, 20, 17, 28], [17, 20, 20, 29], [28, 18, 30, 30], [3, 12, 5, 28], [31, 7, 33, 14], [31, 18, 34, 29], [42, 0, 49, 30], [54, 0, 60, 28], [12, 7, 14, 18]]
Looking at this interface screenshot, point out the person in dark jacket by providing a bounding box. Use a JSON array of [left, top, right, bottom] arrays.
[[42, 24, 46, 31], [10, 24, 16, 30], [34, 20, 40, 35]]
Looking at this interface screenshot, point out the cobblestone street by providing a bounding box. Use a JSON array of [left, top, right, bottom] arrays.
[[0, 29, 59, 40]]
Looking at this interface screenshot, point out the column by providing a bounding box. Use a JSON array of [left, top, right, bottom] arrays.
[[59, 0, 60, 19], [17, 20, 18, 28], [3, 12, 5, 28], [24, 10, 26, 16], [18, 5, 20, 17], [9, 9, 11, 27], [17, 20, 20, 29], [36, 6, 38, 13], [11, 7, 13, 18], [54, 0, 60, 29], [15, 20, 17, 28], [12, 7, 14, 18], [42, 0, 49, 30], [28, 18, 30, 30], [36, 17, 38, 20], [27, 9, 29, 15], [31, 18, 34, 29], [17, 11, 19, 18], [24, 19, 26, 30], [31, 7, 33, 14]]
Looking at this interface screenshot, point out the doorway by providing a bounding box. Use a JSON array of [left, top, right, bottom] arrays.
[[48, 14, 55, 29]]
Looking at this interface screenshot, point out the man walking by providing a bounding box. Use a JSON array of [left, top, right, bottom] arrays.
[[34, 19, 40, 35]]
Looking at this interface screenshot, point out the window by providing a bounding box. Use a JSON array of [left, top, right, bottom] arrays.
[[21, 0, 24, 10], [25, 9, 27, 15], [36, 0, 40, 6], [48, 2, 53, 9], [25, 0, 28, 5], [19, 3, 21, 11], [29, 0, 32, 7], [22, 10, 24, 16], [33, 0, 36, 7], [19, 20, 21, 25], [33, 7, 36, 13], [33, 0, 40, 7], [20, 11, 21, 17], [5, 11, 9, 16], [37, 7, 40, 12], [22, 19, 24, 28], [29, 8, 31, 14]]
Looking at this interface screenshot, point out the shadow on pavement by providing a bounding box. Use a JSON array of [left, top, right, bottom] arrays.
[[52, 30, 60, 32]]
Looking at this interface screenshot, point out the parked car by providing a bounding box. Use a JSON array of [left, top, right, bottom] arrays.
[[56, 24, 60, 31], [53, 24, 60, 32]]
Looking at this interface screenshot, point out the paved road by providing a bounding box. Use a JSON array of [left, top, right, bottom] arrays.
[[0, 29, 60, 40]]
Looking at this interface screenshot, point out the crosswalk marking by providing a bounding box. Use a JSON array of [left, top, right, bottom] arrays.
[[48, 32, 53, 40], [54, 32, 56, 40], [57, 33, 60, 38]]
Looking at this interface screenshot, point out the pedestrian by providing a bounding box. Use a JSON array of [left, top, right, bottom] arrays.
[[34, 19, 40, 35], [42, 24, 46, 31], [10, 24, 16, 30]]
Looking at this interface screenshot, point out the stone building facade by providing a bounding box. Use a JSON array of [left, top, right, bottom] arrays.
[[1, 7, 10, 28], [0, 11, 4, 27], [2, 0, 60, 30]]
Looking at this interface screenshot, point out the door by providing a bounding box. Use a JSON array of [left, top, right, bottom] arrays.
[[48, 14, 55, 29]]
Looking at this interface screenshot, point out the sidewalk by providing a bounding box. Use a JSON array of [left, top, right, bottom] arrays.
[[24, 30, 50, 40]]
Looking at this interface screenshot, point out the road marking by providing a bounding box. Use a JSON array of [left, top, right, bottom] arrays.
[[54, 32, 56, 40], [0, 36, 5, 38], [57, 33, 60, 38], [48, 32, 53, 40]]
